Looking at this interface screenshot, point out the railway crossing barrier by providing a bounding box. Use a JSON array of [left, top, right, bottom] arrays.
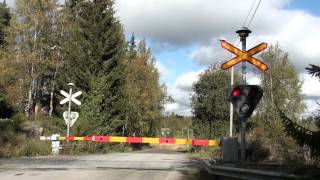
[[40, 135, 219, 155]]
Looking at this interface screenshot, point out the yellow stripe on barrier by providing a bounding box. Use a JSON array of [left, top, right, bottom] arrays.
[[209, 140, 219, 146], [74, 137, 84, 141], [60, 137, 66, 141], [110, 136, 126, 143], [142, 137, 159, 144], [175, 139, 192, 145]]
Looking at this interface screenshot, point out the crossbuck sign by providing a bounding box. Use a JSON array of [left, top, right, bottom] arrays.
[[220, 40, 268, 71], [60, 90, 82, 105]]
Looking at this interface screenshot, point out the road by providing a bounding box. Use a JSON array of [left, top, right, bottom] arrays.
[[0, 149, 199, 180]]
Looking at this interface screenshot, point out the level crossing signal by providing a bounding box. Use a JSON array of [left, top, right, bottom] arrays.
[[227, 85, 263, 119], [220, 40, 268, 71]]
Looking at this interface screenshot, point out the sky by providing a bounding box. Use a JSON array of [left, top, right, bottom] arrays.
[[5, 0, 320, 117]]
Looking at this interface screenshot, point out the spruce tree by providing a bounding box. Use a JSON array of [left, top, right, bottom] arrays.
[[61, 0, 126, 135]]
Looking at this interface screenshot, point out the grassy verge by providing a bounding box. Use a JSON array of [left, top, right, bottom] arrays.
[[188, 146, 221, 160]]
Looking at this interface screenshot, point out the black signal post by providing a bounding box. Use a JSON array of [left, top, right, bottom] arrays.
[[236, 27, 251, 167], [228, 85, 263, 166], [236, 27, 251, 85]]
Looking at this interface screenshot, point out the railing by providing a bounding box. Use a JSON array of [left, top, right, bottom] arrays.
[[200, 160, 309, 180]]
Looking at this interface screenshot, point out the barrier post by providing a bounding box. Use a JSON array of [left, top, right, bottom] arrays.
[[51, 134, 60, 156]]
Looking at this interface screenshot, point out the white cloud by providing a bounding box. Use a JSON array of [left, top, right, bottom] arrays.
[[302, 99, 319, 117], [5, 0, 15, 8], [115, 0, 320, 71], [155, 61, 172, 82], [115, 0, 291, 46], [164, 69, 204, 116], [188, 8, 320, 72], [301, 73, 320, 98]]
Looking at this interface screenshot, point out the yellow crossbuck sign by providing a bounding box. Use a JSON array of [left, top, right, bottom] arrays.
[[220, 40, 268, 71]]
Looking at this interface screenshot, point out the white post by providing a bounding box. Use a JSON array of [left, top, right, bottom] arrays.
[[67, 87, 72, 138], [229, 66, 234, 137], [51, 134, 60, 156]]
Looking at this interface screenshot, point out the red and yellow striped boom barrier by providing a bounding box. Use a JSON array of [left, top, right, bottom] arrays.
[[40, 135, 219, 147]]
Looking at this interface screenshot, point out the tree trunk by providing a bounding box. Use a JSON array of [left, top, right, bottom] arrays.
[[49, 89, 54, 117], [25, 65, 35, 117], [49, 64, 58, 117]]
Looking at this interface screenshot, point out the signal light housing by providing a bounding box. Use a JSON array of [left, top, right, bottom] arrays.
[[227, 85, 263, 119]]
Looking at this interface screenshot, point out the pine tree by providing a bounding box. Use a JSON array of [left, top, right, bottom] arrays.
[[61, 0, 126, 135]]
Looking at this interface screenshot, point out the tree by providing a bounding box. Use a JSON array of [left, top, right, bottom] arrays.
[[60, 0, 127, 135], [5, 0, 62, 117], [191, 65, 233, 138], [256, 44, 305, 127], [252, 44, 306, 161], [277, 64, 320, 157], [124, 38, 163, 136], [0, 1, 13, 118], [0, 0, 10, 47]]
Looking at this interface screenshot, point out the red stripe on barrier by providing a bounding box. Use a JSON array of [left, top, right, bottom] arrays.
[[127, 137, 143, 143], [160, 138, 176, 144], [83, 136, 92, 141], [192, 139, 209, 146], [65, 136, 75, 141], [94, 136, 110, 142]]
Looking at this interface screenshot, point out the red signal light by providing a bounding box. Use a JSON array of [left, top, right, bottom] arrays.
[[231, 87, 241, 97]]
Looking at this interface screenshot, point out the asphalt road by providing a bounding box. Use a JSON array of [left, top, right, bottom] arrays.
[[0, 149, 199, 180]]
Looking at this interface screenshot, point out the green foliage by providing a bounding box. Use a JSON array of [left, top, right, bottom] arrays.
[[258, 44, 305, 121], [5, 0, 63, 117], [306, 64, 320, 79], [189, 146, 221, 160], [0, 1, 10, 46], [158, 114, 193, 138], [274, 64, 320, 158], [18, 139, 51, 157], [60, 0, 127, 135], [124, 38, 163, 137], [0, 117, 51, 157], [250, 44, 306, 163], [191, 65, 235, 138], [0, 0, 165, 157]]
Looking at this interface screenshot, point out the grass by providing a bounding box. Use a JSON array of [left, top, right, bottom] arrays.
[[188, 146, 222, 160]]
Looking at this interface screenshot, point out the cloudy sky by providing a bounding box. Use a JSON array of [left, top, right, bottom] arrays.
[[6, 0, 320, 116]]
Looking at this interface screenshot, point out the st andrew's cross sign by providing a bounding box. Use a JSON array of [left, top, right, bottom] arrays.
[[220, 40, 268, 71]]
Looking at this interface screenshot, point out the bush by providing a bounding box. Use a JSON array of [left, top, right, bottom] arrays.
[[18, 139, 51, 157]]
